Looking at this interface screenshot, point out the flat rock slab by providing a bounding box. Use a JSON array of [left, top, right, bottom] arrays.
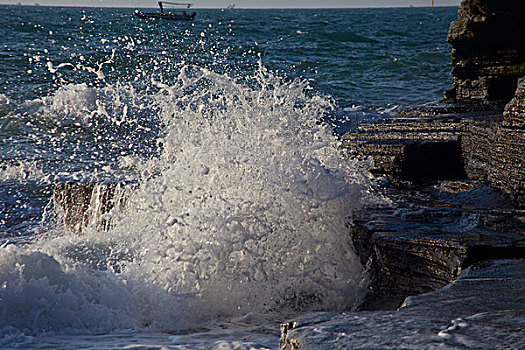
[[341, 113, 494, 181], [343, 109, 524, 206], [280, 259, 525, 349]]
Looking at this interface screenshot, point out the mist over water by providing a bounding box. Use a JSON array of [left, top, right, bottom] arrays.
[[0, 5, 456, 347]]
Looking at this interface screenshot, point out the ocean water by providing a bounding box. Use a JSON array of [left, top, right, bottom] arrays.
[[2, 5, 512, 349]]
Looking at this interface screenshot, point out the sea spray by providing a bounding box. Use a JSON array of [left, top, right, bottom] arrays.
[[116, 64, 377, 313], [0, 94, 11, 117], [1, 64, 378, 336]]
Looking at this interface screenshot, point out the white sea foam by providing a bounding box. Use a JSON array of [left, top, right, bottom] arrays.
[[39, 82, 152, 128], [0, 65, 378, 337], [0, 162, 45, 182], [0, 93, 12, 116]]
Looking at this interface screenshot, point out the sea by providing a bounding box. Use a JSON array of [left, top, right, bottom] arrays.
[[3, 5, 520, 350]]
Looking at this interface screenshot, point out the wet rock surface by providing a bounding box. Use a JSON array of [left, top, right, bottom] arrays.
[[343, 20, 525, 308], [343, 74, 525, 206], [54, 182, 129, 234], [353, 180, 525, 310], [461, 77, 525, 206], [503, 77, 525, 128], [281, 259, 525, 349], [342, 113, 473, 181]]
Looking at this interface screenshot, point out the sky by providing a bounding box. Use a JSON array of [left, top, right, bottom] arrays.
[[0, 0, 461, 8]]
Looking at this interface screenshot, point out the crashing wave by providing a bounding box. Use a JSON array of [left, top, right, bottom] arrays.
[[0, 65, 379, 336]]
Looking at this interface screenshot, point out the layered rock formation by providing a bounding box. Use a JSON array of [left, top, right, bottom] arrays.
[[341, 114, 472, 181], [444, 0, 525, 105], [339, 0, 525, 310], [343, 77, 525, 207], [352, 181, 525, 310], [504, 77, 525, 128], [462, 78, 525, 206]]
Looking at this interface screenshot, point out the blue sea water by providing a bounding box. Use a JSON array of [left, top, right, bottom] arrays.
[[4, 5, 521, 350], [1, 6, 455, 105]]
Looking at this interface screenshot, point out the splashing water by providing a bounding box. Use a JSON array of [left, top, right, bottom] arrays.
[[0, 64, 378, 338], [0, 94, 12, 117]]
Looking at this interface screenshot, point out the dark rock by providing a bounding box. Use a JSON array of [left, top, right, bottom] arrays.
[[460, 80, 525, 206], [54, 182, 129, 234], [343, 81, 525, 205], [352, 181, 525, 311], [343, 31, 525, 309], [460, 118, 499, 180], [341, 114, 486, 182], [445, 0, 525, 105], [503, 76, 525, 128], [396, 102, 502, 118], [489, 127, 525, 205]]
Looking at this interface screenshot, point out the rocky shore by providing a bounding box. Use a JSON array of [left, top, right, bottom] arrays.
[[51, 1, 525, 347], [278, 2, 525, 347], [340, 79, 525, 310], [338, 0, 525, 312], [280, 259, 525, 349]]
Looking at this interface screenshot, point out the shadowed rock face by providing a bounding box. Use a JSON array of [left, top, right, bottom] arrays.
[[340, 10, 525, 307], [342, 76, 525, 207], [444, 0, 525, 104], [503, 76, 525, 128], [341, 80, 525, 310], [341, 114, 474, 182]]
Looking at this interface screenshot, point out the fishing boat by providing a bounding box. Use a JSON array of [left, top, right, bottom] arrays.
[[134, 2, 196, 21]]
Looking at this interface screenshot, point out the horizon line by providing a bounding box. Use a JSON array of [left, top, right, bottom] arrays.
[[0, 3, 458, 9]]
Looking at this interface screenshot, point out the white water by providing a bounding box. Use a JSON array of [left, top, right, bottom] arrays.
[[0, 162, 45, 182], [0, 93, 11, 116], [0, 65, 379, 345]]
